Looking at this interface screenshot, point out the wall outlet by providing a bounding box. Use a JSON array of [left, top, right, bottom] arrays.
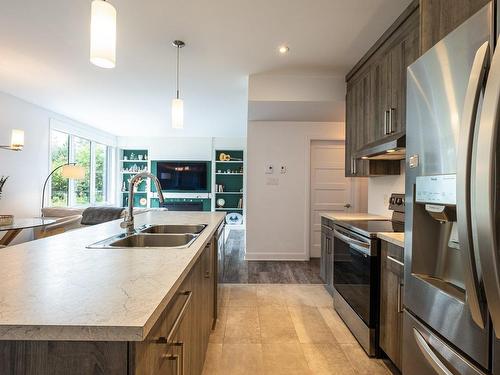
[[266, 164, 274, 174], [280, 165, 287, 174], [266, 177, 279, 186]]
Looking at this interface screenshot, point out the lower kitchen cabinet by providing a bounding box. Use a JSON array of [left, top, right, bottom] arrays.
[[379, 240, 404, 370], [320, 217, 334, 296], [0, 241, 217, 375]]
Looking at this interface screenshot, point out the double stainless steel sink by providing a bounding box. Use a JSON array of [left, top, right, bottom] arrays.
[[87, 224, 207, 249]]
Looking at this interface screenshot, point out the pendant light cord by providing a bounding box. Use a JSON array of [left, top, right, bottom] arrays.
[[176, 45, 180, 99]]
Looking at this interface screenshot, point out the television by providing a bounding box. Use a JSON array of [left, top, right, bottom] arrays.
[[156, 161, 209, 191]]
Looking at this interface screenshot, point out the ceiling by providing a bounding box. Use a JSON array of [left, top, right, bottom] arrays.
[[0, 0, 412, 137]]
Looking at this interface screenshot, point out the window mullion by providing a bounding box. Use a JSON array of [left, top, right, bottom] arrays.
[[68, 135, 75, 207]]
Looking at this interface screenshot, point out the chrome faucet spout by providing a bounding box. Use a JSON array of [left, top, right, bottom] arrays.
[[121, 172, 165, 234]]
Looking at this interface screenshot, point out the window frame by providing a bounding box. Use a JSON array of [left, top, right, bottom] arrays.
[[49, 129, 114, 208]]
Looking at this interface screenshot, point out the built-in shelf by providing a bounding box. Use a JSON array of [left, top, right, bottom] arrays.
[[216, 208, 243, 211], [215, 192, 243, 194], [215, 160, 243, 163], [215, 173, 243, 175], [120, 160, 148, 163], [120, 171, 148, 174], [121, 191, 147, 194]]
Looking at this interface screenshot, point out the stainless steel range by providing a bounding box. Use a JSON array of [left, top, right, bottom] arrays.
[[333, 194, 404, 356]]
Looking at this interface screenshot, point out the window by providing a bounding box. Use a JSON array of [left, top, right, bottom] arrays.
[[50, 130, 112, 207]]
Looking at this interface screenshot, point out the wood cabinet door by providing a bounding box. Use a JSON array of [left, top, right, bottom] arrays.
[[420, 0, 490, 53], [370, 53, 391, 141], [380, 241, 404, 370], [390, 9, 420, 135], [345, 83, 356, 177]]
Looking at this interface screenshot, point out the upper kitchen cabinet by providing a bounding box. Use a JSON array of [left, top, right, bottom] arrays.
[[344, 0, 419, 177], [420, 0, 491, 53]]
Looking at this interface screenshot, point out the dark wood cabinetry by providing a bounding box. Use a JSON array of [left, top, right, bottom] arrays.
[[344, 1, 420, 177], [379, 240, 404, 370], [320, 217, 335, 296], [0, 240, 217, 375], [420, 0, 491, 53]]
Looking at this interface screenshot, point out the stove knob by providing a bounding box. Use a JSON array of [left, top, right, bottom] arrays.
[[396, 198, 402, 205]]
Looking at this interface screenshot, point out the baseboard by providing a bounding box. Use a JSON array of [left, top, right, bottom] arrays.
[[244, 251, 308, 261]]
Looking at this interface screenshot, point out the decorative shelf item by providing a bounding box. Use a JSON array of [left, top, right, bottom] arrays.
[[214, 149, 245, 224], [120, 149, 149, 208]]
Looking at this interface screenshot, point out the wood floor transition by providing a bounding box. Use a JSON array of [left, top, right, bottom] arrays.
[[222, 230, 322, 284]]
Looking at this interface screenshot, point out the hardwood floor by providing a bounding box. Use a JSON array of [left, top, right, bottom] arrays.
[[222, 230, 322, 284], [202, 284, 394, 375]]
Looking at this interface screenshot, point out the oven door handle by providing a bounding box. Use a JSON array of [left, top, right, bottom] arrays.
[[333, 229, 371, 255]]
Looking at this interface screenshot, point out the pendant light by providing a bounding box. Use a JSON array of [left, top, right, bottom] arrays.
[[90, 0, 117, 69], [172, 40, 185, 129]]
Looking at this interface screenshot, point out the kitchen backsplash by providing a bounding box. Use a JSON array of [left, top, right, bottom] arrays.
[[367, 161, 405, 217]]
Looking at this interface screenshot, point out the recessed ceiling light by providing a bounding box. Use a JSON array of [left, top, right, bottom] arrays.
[[279, 45, 290, 54]]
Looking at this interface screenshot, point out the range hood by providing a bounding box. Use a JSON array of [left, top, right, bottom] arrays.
[[356, 132, 406, 160]]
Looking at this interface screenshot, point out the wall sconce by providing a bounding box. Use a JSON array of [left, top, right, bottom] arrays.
[[0, 129, 24, 151]]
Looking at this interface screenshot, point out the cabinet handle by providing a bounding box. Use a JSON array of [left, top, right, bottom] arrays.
[[172, 342, 184, 375], [384, 109, 390, 134], [389, 108, 395, 133], [397, 283, 404, 313], [205, 271, 211, 278], [351, 158, 357, 175], [155, 291, 192, 346], [387, 255, 404, 267], [163, 354, 180, 374]]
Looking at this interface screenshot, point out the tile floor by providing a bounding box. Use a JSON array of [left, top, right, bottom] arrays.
[[202, 284, 393, 375]]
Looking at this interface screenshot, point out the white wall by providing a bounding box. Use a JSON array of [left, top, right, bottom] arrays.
[[246, 121, 347, 261], [367, 161, 405, 217], [0, 91, 116, 243]]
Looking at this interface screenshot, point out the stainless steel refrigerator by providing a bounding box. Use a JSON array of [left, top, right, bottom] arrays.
[[404, 3, 500, 374]]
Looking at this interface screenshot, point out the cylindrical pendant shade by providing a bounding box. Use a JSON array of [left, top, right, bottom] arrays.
[[90, 0, 117, 69], [172, 98, 184, 129], [10, 129, 24, 150]]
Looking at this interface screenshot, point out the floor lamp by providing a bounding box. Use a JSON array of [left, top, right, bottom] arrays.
[[41, 163, 85, 217]]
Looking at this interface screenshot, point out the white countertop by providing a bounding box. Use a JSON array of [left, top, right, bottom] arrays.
[[377, 232, 405, 247], [320, 212, 387, 222], [0, 211, 225, 342]]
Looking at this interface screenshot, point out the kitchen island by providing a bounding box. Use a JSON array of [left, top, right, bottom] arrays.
[[0, 210, 225, 374]]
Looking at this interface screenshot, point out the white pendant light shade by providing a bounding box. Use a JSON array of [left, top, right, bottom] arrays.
[[172, 98, 184, 129], [90, 0, 117, 69], [10, 129, 24, 150]]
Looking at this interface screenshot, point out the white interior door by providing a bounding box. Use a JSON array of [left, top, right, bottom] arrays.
[[310, 140, 352, 257]]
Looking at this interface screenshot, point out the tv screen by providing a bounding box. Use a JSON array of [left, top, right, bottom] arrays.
[[157, 161, 208, 191]]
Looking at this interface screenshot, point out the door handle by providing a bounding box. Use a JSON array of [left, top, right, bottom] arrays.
[[397, 282, 403, 313], [344, 203, 351, 209], [457, 41, 489, 329], [413, 329, 453, 375], [474, 40, 500, 338]]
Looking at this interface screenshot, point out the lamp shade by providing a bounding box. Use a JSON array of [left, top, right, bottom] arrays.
[[61, 165, 86, 180], [172, 98, 184, 129], [90, 0, 117, 69], [10, 129, 24, 150]]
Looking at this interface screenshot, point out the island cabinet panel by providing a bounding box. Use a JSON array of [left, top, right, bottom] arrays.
[[420, 0, 491, 53], [0, 238, 217, 375], [344, 0, 419, 177], [379, 241, 404, 370], [0, 341, 128, 375], [131, 242, 215, 375]]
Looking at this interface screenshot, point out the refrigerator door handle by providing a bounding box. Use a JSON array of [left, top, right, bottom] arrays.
[[474, 38, 500, 338], [457, 41, 489, 329], [413, 328, 453, 375]]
